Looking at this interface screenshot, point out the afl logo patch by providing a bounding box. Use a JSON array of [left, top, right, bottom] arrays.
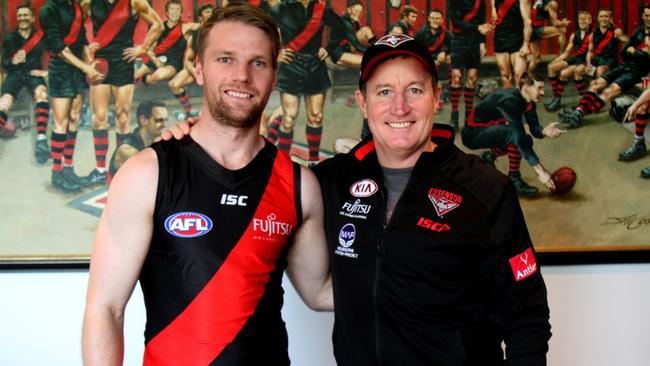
[[164, 212, 213, 238], [350, 179, 378, 198], [338, 224, 356, 247]]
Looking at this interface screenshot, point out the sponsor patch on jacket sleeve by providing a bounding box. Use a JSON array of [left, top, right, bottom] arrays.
[[509, 247, 538, 282]]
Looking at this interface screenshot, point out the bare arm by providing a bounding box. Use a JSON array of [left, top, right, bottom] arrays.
[[124, 0, 163, 61], [558, 33, 575, 59], [59, 47, 103, 81], [183, 36, 197, 75], [519, 0, 532, 54], [547, 1, 568, 27], [82, 148, 158, 365], [285, 167, 333, 311]]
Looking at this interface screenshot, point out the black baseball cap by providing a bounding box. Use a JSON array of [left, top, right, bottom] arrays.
[[359, 34, 438, 90]]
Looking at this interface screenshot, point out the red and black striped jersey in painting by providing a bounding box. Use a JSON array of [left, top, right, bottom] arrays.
[[143, 137, 301, 365], [571, 29, 591, 56], [592, 25, 618, 58]]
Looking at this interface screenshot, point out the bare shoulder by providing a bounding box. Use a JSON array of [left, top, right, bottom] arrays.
[[299, 165, 324, 218], [108, 148, 159, 210]]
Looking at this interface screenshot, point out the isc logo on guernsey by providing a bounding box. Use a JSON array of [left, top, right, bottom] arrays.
[[165, 212, 213, 238]]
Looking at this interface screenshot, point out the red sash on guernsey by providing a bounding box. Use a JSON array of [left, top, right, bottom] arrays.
[[464, 0, 482, 22], [63, 2, 83, 47], [429, 28, 446, 53], [154, 23, 183, 55], [93, 0, 131, 50], [531, 7, 543, 27], [496, 0, 518, 26], [13, 29, 44, 58], [285, 1, 325, 52], [143, 153, 297, 365], [248, 0, 261, 7], [593, 28, 614, 56], [452, 0, 482, 34], [338, 22, 360, 47], [572, 32, 591, 56], [466, 108, 508, 127]]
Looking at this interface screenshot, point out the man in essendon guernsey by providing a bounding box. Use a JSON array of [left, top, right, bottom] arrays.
[[82, 5, 332, 365]]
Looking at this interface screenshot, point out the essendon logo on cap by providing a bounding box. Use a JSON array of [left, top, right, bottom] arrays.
[[375, 34, 413, 47], [428, 188, 462, 217], [509, 247, 538, 282]]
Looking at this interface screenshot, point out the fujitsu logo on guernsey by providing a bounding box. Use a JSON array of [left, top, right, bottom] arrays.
[[428, 187, 463, 217], [509, 247, 538, 282], [165, 212, 213, 238], [349, 179, 378, 198], [253, 213, 293, 241], [340, 199, 372, 219]]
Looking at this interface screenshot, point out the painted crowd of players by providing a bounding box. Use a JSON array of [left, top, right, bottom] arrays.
[[0, 0, 649, 195]]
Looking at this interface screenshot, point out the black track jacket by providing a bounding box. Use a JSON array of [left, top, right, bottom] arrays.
[[313, 124, 551, 366]]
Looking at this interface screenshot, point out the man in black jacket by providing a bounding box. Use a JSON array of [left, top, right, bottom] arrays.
[[313, 34, 551, 366], [461, 74, 565, 196]]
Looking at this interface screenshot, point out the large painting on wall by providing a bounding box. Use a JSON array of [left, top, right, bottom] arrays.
[[1, 0, 649, 266]]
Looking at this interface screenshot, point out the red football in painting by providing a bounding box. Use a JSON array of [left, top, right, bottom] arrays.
[[551, 167, 576, 195], [86, 58, 108, 85]]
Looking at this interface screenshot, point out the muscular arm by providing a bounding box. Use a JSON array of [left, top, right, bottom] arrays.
[[547, 1, 567, 27], [129, 0, 163, 57], [558, 33, 574, 59], [520, 0, 532, 44], [183, 36, 197, 75], [285, 167, 333, 311], [82, 149, 158, 365]]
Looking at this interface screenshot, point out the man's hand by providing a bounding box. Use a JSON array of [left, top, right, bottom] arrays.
[[436, 52, 446, 63], [627, 46, 636, 54], [123, 45, 144, 62], [478, 23, 492, 35], [542, 122, 567, 139], [88, 42, 100, 53], [11, 50, 26, 65], [278, 48, 295, 64], [318, 47, 329, 60], [29, 69, 48, 77], [625, 102, 642, 122], [85, 60, 105, 82], [519, 42, 531, 57], [533, 164, 556, 191], [156, 117, 196, 142], [480, 43, 487, 58]]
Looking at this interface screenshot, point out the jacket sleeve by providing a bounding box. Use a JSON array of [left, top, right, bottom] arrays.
[[1, 34, 14, 70], [481, 183, 551, 366], [39, 5, 67, 54], [344, 19, 367, 53], [325, 7, 346, 40], [524, 105, 545, 139]]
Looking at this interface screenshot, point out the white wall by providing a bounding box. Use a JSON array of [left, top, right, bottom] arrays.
[[1, 264, 649, 366]]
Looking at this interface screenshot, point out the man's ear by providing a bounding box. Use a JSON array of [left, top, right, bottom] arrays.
[[355, 90, 368, 119], [194, 56, 204, 86]]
